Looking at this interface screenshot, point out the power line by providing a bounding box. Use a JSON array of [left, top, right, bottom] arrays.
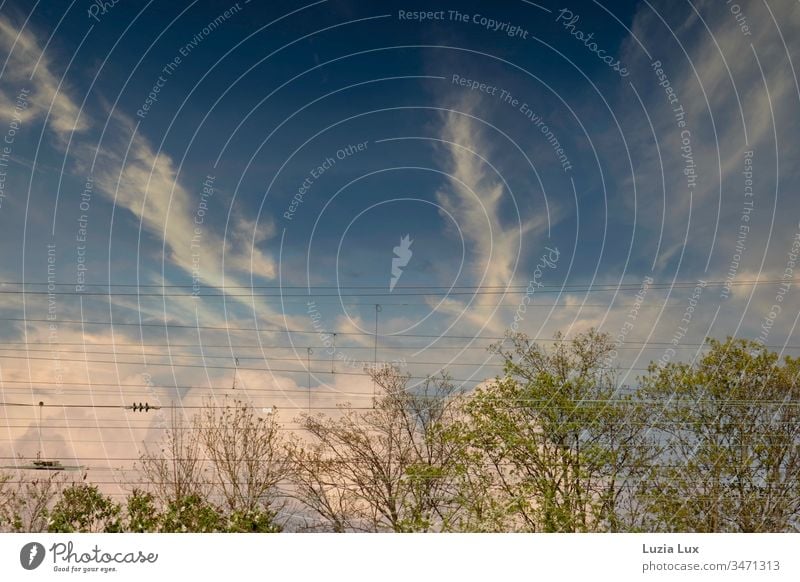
[[0, 316, 508, 338], [0, 290, 542, 297], [0, 379, 388, 392], [0, 353, 496, 381], [0, 346, 791, 380], [3, 421, 796, 433], [0, 279, 788, 297], [0, 424, 299, 431], [1, 315, 790, 346], [0, 346, 500, 362], [2, 456, 797, 471], [4, 399, 800, 410], [0, 278, 786, 289], [6, 479, 777, 488], [0, 339, 749, 350]]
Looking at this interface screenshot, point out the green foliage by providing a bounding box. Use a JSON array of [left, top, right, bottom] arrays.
[[0, 472, 12, 530], [160, 494, 222, 533], [4, 337, 800, 533], [461, 329, 653, 531], [125, 489, 160, 532], [640, 338, 800, 532], [4, 476, 61, 532], [48, 484, 121, 533], [225, 508, 282, 533]]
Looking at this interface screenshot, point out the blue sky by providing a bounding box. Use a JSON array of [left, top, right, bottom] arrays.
[[0, 0, 799, 475]]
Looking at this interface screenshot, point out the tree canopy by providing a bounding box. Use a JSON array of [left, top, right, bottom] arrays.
[[2, 332, 799, 533]]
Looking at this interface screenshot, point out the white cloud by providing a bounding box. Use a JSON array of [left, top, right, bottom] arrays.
[[0, 15, 89, 141], [430, 97, 551, 334]]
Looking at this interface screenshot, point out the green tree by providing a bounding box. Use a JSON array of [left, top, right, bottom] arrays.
[[461, 329, 653, 531], [225, 508, 282, 533], [124, 489, 161, 532], [0, 472, 12, 531], [0, 473, 64, 532], [48, 484, 121, 533], [160, 494, 222, 533], [640, 338, 800, 532]]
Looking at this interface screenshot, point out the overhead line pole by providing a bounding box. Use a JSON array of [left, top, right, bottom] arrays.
[[373, 304, 382, 402], [307, 347, 313, 412], [37, 401, 43, 459], [331, 333, 336, 374]]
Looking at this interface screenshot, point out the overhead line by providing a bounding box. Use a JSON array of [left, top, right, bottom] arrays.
[[0, 278, 786, 289], [0, 316, 784, 345], [4, 399, 800, 409], [0, 340, 738, 349]]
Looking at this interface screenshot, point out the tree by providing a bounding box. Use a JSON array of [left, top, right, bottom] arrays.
[[225, 507, 282, 533], [137, 408, 210, 508], [290, 368, 466, 532], [48, 484, 121, 533], [0, 472, 12, 530], [461, 329, 653, 532], [289, 441, 359, 532], [640, 338, 800, 532], [137, 398, 287, 532], [195, 397, 289, 522], [160, 494, 222, 533], [5, 332, 798, 534], [0, 473, 64, 532], [124, 489, 160, 532]]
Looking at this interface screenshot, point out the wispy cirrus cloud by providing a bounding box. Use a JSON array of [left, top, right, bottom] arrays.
[[619, 0, 800, 273], [0, 14, 89, 141], [0, 15, 278, 297], [431, 97, 552, 334]]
